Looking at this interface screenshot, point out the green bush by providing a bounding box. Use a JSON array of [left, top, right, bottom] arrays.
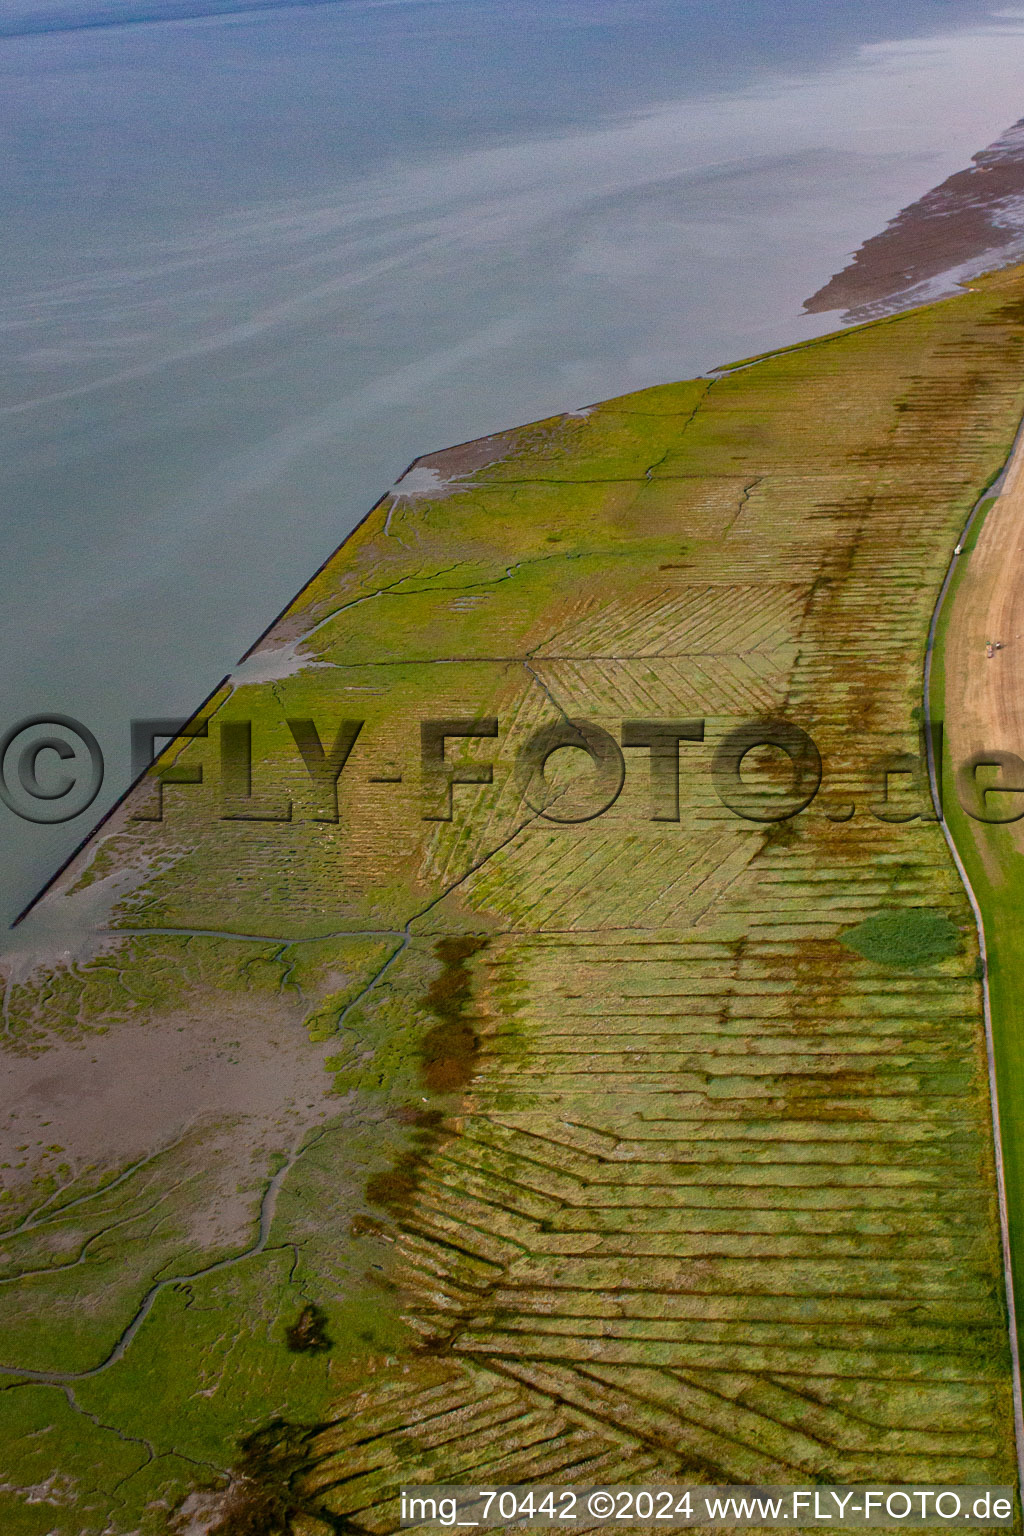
[[840, 908, 961, 968]]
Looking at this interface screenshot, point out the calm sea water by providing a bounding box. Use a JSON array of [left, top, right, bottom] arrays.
[[3, 0, 1024, 929]]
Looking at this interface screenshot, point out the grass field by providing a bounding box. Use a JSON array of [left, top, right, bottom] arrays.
[[5, 267, 1024, 1532]]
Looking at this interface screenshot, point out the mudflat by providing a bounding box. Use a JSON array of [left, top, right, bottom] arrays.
[[806, 119, 1024, 322]]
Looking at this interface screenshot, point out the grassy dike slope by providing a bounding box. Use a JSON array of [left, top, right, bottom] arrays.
[[4, 268, 1024, 1532], [934, 447, 1024, 1363]]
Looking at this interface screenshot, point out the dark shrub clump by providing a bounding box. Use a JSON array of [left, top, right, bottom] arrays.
[[840, 908, 961, 969]]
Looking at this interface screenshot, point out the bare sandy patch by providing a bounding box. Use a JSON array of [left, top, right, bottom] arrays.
[[0, 992, 338, 1252], [943, 434, 1024, 863], [229, 633, 334, 686]]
